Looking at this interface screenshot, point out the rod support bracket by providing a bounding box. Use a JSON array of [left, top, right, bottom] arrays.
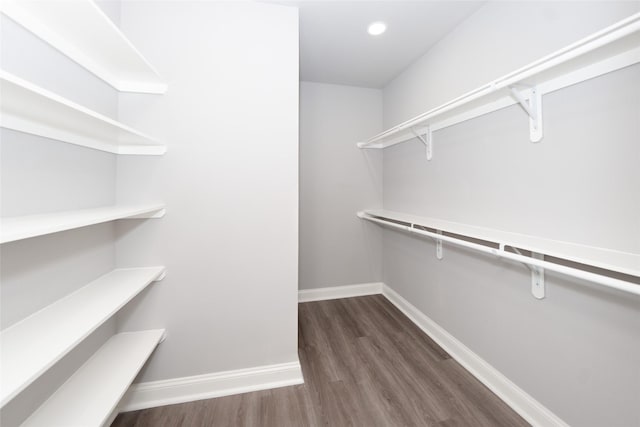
[[412, 126, 433, 160], [531, 252, 545, 299], [509, 86, 543, 143]]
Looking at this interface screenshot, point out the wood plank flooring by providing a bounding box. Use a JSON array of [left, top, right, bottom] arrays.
[[113, 295, 529, 426]]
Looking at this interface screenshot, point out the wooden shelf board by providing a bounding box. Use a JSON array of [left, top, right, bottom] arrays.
[[0, 267, 165, 406], [0, 0, 167, 94], [21, 330, 165, 427], [0, 71, 166, 155], [0, 203, 165, 244]]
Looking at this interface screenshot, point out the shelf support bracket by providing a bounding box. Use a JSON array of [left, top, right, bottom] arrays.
[[510, 246, 545, 299], [530, 252, 545, 299], [411, 126, 433, 160], [509, 86, 543, 142], [436, 230, 443, 260]]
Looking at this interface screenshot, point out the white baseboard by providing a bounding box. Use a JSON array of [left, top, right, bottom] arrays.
[[119, 361, 303, 412], [381, 284, 568, 427], [298, 282, 383, 302]]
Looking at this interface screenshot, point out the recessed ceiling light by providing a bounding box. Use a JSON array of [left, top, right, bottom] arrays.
[[367, 21, 387, 36]]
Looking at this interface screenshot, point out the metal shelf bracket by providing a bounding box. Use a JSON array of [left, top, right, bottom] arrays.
[[509, 85, 543, 142], [530, 252, 545, 299], [436, 230, 443, 260], [510, 246, 546, 299], [411, 126, 433, 160]]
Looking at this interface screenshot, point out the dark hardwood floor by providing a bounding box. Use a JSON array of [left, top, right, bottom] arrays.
[[113, 295, 529, 426]]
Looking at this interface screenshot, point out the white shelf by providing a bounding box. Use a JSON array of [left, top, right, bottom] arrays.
[[21, 329, 165, 427], [0, 203, 165, 244], [364, 209, 640, 278], [0, 0, 167, 94], [358, 13, 640, 149], [0, 71, 166, 155], [0, 267, 165, 407]]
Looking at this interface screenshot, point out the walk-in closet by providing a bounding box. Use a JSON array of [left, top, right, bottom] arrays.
[[1, 1, 639, 426]]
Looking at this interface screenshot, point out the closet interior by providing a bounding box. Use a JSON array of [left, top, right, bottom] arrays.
[[1, 1, 638, 426]]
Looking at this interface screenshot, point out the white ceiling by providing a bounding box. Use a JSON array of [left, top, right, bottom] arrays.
[[294, 1, 485, 88]]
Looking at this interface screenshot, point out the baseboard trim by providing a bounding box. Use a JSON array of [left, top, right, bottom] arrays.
[[119, 361, 304, 412], [381, 284, 569, 427], [298, 282, 383, 302]]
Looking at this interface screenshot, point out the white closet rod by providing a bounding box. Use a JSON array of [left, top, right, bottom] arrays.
[[358, 212, 640, 297], [357, 12, 640, 149]]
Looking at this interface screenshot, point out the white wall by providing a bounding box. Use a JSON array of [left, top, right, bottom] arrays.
[[114, 1, 300, 382], [299, 82, 383, 290], [380, 2, 640, 426]]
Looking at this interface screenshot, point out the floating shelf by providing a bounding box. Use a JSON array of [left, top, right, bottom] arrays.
[[0, 71, 166, 155], [20, 329, 165, 427], [0, 0, 167, 94], [0, 267, 165, 407], [0, 203, 166, 244], [357, 13, 640, 152], [362, 209, 640, 279]]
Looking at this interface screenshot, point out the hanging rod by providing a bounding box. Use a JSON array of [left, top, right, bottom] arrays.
[[357, 212, 640, 298], [356, 13, 640, 151]]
